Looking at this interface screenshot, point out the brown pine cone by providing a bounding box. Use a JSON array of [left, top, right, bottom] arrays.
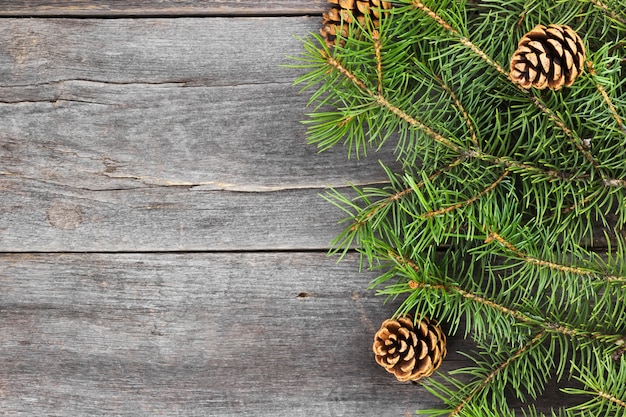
[[373, 315, 447, 382], [510, 24, 586, 90], [320, 0, 392, 47]]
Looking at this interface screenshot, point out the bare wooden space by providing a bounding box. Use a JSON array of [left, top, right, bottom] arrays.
[[0, 3, 574, 416]]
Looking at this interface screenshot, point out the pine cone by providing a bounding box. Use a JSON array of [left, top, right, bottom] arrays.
[[320, 0, 392, 47], [373, 315, 447, 382], [510, 24, 586, 90]]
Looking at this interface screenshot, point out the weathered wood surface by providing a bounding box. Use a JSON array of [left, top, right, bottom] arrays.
[[0, 1, 327, 16], [1, 253, 575, 416], [0, 12, 580, 417], [0, 17, 398, 252], [0, 252, 462, 416]]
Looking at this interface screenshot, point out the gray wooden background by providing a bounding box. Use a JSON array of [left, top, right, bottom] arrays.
[[0, 2, 574, 416]]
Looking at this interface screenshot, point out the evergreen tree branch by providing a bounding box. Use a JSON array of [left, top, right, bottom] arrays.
[[402, 261, 626, 346], [320, 48, 463, 152], [421, 170, 509, 219], [565, 353, 626, 414], [294, 2, 626, 412], [320, 49, 601, 184], [485, 230, 626, 284], [527, 96, 603, 179], [309, 43, 626, 188], [373, 29, 383, 95], [597, 391, 626, 408], [448, 331, 547, 417], [587, 62, 626, 133], [407, 0, 606, 180], [589, 0, 626, 25], [410, 0, 507, 76], [350, 157, 464, 231], [432, 72, 479, 148]]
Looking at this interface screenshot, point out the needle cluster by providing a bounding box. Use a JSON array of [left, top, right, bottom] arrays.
[[292, 0, 626, 415]]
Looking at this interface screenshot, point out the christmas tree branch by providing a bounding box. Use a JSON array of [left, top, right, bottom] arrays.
[[314, 43, 626, 190], [321, 49, 600, 186], [410, 0, 507, 77], [349, 157, 464, 231], [597, 391, 626, 408], [321, 48, 463, 152], [408, 0, 606, 179], [587, 62, 626, 133], [421, 170, 509, 219], [448, 331, 547, 417], [564, 353, 626, 414], [432, 72, 479, 148], [484, 231, 626, 284], [373, 29, 383, 95], [294, 0, 626, 413], [527, 96, 602, 176], [589, 0, 626, 26], [401, 258, 626, 346]]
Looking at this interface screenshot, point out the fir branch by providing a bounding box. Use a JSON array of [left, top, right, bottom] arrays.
[[321, 48, 463, 153], [373, 30, 383, 95], [587, 61, 626, 133], [294, 1, 626, 413], [312, 45, 625, 188], [421, 170, 509, 219], [407, 0, 607, 181], [484, 230, 626, 284], [448, 331, 547, 417], [597, 391, 626, 409], [403, 261, 626, 346], [409, 0, 507, 77], [432, 72, 479, 148], [565, 353, 626, 415], [349, 157, 464, 232], [407, 280, 532, 326], [321, 49, 599, 186], [588, 0, 626, 26]]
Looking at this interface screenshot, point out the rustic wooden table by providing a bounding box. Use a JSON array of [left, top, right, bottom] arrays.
[[0, 2, 574, 416]]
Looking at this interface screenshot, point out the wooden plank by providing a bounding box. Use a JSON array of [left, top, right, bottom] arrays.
[[0, 252, 583, 415], [0, 17, 398, 192], [0, 17, 322, 87], [0, 17, 399, 251], [0, 177, 355, 252], [0, 1, 327, 17], [0, 82, 397, 192]]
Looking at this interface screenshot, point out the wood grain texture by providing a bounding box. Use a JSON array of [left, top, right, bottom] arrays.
[[0, 176, 355, 252], [0, 17, 399, 251], [0, 252, 462, 416], [0, 1, 327, 17], [0, 17, 319, 86], [0, 253, 584, 415]]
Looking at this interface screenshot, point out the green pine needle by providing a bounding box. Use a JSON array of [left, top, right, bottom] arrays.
[[292, 0, 626, 413]]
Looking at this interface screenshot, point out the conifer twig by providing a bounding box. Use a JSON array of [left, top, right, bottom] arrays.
[[586, 61, 626, 133], [410, 1, 507, 77], [597, 391, 626, 409], [589, 0, 626, 26], [404, 267, 626, 345], [448, 331, 547, 417], [322, 50, 604, 185], [421, 170, 509, 218], [485, 231, 626, 284], [486, 231, 595, 275], [322, 49, 463, 152], [409, 0, 605, 180], [432, 72, 479, 148], [373, 30, 383, 95], [350, 157, 464, 231], [295, 1, 626, 413]]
